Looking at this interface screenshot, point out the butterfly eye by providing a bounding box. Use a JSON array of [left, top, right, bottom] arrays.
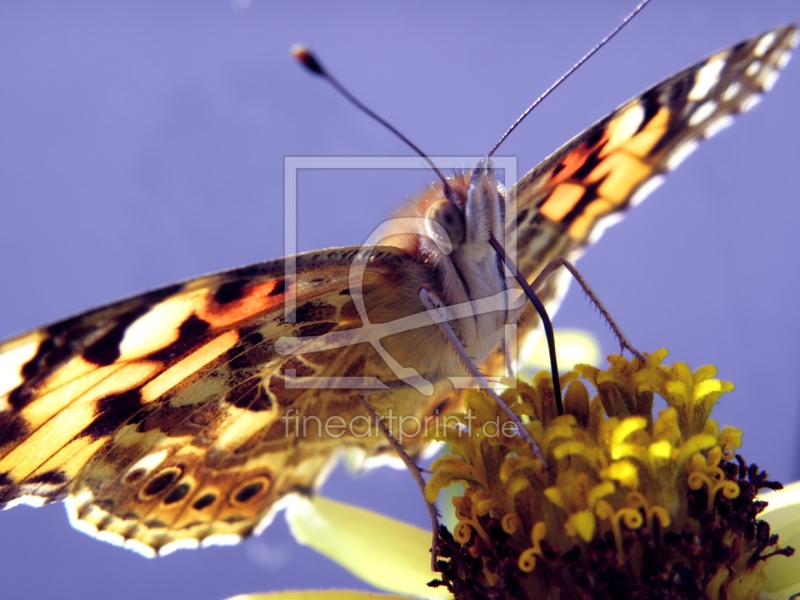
[[426, 199, 465, 247]]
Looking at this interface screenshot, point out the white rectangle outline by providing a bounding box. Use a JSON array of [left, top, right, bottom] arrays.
[[282, 155, 519, 389]]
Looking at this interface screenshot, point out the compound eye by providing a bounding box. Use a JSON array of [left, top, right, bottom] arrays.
[[426, 199, 465, 246]]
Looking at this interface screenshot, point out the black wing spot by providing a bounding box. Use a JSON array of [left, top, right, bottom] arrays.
[[82, 323, 129, 366], [192, 493, 216, 510], [27, 470, 68, 486], [228, 339, 277, 370], [177, 313, 211, 339], [233, 482, 262, 504], [240, 331, 264, 346], [297, 322, 335, 337], [295, 302, 337, 323], [163, 482, 191, 505], [82, 300, 163, 367], [224, 380, 273, 412], [148, 314, 211, 362], [585, 124, 606, 149], [214, 280, 248, 305], [731, 40, 748, 54], [80, 388, 144, 440], [8, 385, 34, 412], [269, 279, 287, 296], [572, 147, 602, 180], [21, 337, 65, 378], [637, 88, 662, 135], [124, 468, 146, 484], [141, 466, 183, 499], [0, 413, 29, 445]]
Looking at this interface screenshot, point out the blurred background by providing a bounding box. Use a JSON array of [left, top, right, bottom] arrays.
[[0, 1, 798, 598]]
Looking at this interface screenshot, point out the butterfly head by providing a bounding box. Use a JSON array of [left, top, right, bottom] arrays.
[[421, 159, 505, 255]]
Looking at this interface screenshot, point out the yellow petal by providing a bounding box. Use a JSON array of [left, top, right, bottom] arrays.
[[520, 329, 601, 372], [285, 496, 452, 600], [601, 460, 639, 488], [568, 509, 596, 542], [229, 592, 414, 600], [758, 481, 800, 598]]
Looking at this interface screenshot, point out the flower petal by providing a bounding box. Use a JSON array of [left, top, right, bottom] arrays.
[[520, 329, 601, 372], [285, 496, 452, 600], [758, 481, 800, 599]]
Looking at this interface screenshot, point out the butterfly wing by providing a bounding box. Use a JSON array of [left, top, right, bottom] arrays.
[[0, 245, 451, 555], [2, 24, 795, 558], [494, 24, 797, 365]]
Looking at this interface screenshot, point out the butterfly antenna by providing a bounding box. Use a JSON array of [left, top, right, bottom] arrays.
[[484, 0, 653, 414], [292, 45, 452, 197], [488, 0, 652, 157]]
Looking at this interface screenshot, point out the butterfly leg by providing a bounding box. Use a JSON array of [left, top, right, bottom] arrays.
[[418, 286, 548, 469], [533, 257, 645, 361], [355, 392, 441, 568]]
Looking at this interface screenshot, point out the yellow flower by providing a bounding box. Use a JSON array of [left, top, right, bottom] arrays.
[[230, 350, 800, 600], [426, 350, 793, 599]]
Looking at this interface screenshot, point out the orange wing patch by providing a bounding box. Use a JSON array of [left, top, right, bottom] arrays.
[[479, 25, 798, 386], [511, 24, 797, 272], [0, 244, 439, 556], [200, 278, 289, 329]]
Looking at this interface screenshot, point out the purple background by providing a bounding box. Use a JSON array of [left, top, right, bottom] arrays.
[[1, 1, 799, 598]]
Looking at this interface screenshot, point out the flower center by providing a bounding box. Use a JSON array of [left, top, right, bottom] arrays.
[[426, 350, 792, 599]]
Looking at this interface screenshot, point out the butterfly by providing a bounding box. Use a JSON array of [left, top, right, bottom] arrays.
[[0, 23, 796, 559]]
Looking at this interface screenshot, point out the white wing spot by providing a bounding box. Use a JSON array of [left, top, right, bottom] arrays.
[[587, 212, 625, 246], [688, 100, 718, 127], [776, 49, 793, 70], [3, 495, 47, 510], [0, 335, 42, 399], [603, 102, 645, 154], [754, 32, 777, 57], [721, 81, 741, 102], [201, 533, 242, 548], [123, 538, 157, 558], [159, 538, 200, 556], [96, 530, 126, 547], [118, 295, 197, 361], [703, 114, 735, 139], [629, 175, 665, 208], [688, 53, 727, 101], [70, 518, 99, 539], [666, 140, 699, 171], [740, 94, 762, 113], [745, 60, 762, 78], [123, 449, 169, 479], [760, 68, 779, 92]]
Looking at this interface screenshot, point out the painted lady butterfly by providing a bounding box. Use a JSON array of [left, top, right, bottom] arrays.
[[0, 15, 796, 568]]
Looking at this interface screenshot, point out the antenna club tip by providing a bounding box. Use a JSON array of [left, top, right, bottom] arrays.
[[290, 44, 324, 76]]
